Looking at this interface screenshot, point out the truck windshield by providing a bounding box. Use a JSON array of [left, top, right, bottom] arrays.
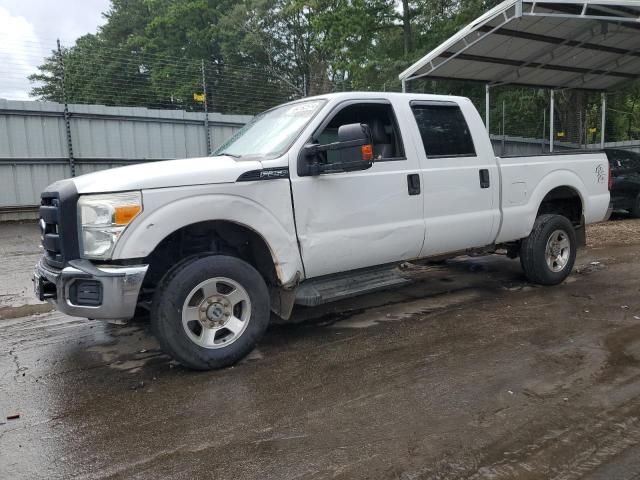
[[213, 99, 326, 159]]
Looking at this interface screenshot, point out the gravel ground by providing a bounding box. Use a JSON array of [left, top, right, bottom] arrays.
[[587, 213, 640, 247]]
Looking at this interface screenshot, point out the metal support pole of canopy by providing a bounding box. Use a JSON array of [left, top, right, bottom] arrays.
[[542, 109, 546, 154], [402, 79, 407, 93], [600, 92, 606, 150], [485, 84, 490, 134], [550, 89, 555, 153]]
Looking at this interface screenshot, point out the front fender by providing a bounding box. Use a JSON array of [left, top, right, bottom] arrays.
[[112, 186, 303, 285]]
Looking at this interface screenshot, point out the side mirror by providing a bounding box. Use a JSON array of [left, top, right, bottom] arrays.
[[337, 123, 373, 164], [303, 123, 374, 175]]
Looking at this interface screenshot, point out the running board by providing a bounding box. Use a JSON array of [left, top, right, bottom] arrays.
[[294, 266, 412, 307]]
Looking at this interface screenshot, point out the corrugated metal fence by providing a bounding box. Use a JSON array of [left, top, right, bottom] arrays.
[[2, 100, 639, 212], [0, 99, 251, 208]]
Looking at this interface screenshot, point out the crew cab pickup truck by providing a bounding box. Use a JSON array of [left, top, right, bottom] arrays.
[[34, 92, 611, 369]]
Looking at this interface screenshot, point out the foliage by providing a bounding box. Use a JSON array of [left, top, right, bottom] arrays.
[[27, 0, 640, 141]]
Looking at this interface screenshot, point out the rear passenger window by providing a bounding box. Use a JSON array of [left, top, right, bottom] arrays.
[[411, 104, 476, 158]]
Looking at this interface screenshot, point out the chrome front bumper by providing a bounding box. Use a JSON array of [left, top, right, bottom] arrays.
[[33, 257, 148, 321]]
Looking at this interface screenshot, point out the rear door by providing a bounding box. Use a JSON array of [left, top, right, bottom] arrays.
[[409, 100, 500, 257]]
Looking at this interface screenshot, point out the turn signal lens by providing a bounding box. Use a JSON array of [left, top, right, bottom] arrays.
[[361, 144, 373, 161], [114, 205, 142, 225]]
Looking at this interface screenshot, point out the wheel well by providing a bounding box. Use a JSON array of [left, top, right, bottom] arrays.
[[142, 221, 278, 293], [537, 186, 583, 226]]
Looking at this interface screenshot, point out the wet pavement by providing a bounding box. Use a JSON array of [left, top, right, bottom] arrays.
[[2, 220, 640, 479], [0, 222, 52, 318]]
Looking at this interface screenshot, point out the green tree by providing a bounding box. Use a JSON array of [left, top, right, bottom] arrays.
[[26, 0, 640, 141], [29, 0, 160, 107]]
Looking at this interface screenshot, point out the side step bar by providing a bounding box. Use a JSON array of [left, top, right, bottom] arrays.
[[294, 265, 412, 307]]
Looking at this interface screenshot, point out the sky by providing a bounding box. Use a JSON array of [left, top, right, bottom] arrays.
[[0, 0, 111, 100]]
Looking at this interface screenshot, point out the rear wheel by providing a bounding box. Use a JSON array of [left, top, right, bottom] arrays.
[[151, 255, 270, 370], [520, 214, 576, 286]]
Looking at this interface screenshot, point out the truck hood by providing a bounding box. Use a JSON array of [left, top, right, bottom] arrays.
[[72, 156, 262, 194]]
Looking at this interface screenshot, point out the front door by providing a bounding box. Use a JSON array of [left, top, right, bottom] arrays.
[[290, 100, 425, 279]]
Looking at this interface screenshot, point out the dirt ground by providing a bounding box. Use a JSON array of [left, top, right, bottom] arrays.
[[1, 217, 640, 479]]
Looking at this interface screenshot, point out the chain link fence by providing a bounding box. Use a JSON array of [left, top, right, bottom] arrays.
[[1, 38, 639, 153], [7, 39, 406, 116]]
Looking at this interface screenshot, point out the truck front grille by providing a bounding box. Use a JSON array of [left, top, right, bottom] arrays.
[[40, 195, 64, 268], [39, 180, 80, 269]]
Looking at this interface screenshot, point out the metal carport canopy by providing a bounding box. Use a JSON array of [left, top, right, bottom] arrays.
[[399, 0, 640, 91]]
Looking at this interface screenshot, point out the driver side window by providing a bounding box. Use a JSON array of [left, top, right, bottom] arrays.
[[316, 103, 405, 165]]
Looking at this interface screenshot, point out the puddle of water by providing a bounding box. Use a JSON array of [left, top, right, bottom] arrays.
[[84, 324, 161, 371]]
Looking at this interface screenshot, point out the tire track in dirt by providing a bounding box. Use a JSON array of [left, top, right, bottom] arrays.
[[464, 397, 640, 479]]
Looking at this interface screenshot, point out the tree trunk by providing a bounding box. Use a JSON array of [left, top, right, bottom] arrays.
[[402, 0, 412, 57]]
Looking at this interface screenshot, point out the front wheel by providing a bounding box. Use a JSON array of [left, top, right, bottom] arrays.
[[151, 255, 270, 370], [520, 214, 577, 286]]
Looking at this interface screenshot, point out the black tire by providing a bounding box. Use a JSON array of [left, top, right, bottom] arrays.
[[520, 214, 577, 286], [151, 255, 270, 370], [631, 194, 640, 218]]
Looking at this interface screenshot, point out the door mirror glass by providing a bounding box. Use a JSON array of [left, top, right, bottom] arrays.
[[303, 123, 374, 175]]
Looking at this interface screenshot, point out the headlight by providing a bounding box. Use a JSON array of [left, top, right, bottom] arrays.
[[78, 191, 142, 259]]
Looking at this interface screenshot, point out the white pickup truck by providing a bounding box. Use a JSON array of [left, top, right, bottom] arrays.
[[34, 92, 611, 369]]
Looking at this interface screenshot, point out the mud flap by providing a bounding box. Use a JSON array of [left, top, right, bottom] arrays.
[[270, 286, 297, 320], [576, 215, 586, 248]]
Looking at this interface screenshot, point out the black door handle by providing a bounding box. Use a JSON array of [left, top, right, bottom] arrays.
[[407, 174, 421, 195], [479, 169, 490, 188]]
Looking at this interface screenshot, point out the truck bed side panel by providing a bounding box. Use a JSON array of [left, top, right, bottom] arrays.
[[496, 153, 610, 243]]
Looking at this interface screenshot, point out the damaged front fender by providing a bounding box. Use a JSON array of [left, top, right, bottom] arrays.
[[112, 182, 304, 286]]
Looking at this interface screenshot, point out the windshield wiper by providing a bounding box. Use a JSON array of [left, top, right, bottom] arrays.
[[216, 151, 242, 158]]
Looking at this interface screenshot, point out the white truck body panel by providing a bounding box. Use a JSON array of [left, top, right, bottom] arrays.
[[496, 154, 610, 243], [290, 157, 425, 278], [72, 155, 257, 193]]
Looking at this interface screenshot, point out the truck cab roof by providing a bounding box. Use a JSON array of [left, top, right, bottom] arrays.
[[292, 91, 472, 105]]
